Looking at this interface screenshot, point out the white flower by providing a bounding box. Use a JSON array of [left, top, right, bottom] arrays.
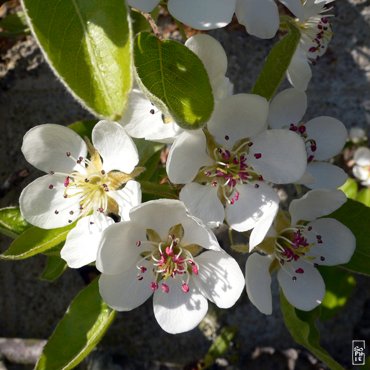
[[245, 189, 355, 314], [287, 0, 334, 91], [353, 147, 370, 186], [96, 199, 245, 334], [128, 0, 304, 38], [349, 127, 367, 144], [166, 93, 307, 243], [20, 121, 141, 230], [268, 88, 348, 189], [122, 34, 233, 143]]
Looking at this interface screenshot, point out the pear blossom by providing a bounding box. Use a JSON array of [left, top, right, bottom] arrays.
[[268, 88, 348, 189], [353, 147, 370, 186], [245, 189, 355, 313], [166, 93, 307, 243], [349, 127, 367, 144], [20, 121, 142, 230], [96, 199, 245, 334], [122, 34, 233, 143], [128, 0, 304, 38], [287, 0, 335, 91]]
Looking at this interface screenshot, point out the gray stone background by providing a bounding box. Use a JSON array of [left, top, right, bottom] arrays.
[[0, 0, 369, 369]]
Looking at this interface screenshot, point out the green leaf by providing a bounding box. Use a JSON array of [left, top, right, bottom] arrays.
[[319, 266, 356, 320], [357, 187, 370, 207], [134, 138, 164, 166], [280, 292, 345, 370], [202, 327, 237, 369], [252, 23, 300, 100], [22, 0, 132, 119], [140, 181, 178, 200], [330, 199, 370, 276], [35, 278, 116, 370], [339, 177, 358, 200], [0, 207, 31, 239], [40, 255, 67, 282], [68, 120, 97, 141], [1, 223, 74, 260], [138, 150, 162, 181], [0, 11, 29, 37], [134, 32, 214, 130]]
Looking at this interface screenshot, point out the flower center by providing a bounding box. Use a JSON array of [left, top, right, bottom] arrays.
[[135, 224, 201, 294], [197, 137, 263, 205], [48, 143, 141, 222], [273, 224, 326, 281]]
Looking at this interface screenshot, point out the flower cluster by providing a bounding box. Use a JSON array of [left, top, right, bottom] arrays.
[[17, 2, 358, 337]]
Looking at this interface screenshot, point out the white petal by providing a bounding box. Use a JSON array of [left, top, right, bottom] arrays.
[[268, 88, 307, 129], [212, 75, 234, 101], [354, 147, 370, 166], [19, 174, 81, 229], [99, 260, 153, 311], [301, 162, 347, 189], [249, 206, 277, 250], [305, 116, 347, 160], [185, 34, 227, 84], [289, 189, 347, 224], [207, 94, 269, 149], [248, 129, 307, 183], [349, 127, 366, 143], [61, 214, 114, 268], [21, 124, 87, 173], [194, 251, 244, 308], [166, 130, 212, 184], [305, 218, 356, 266], [153, 278, 208, 334], [353, 165, 370, 182], [96, 221, 146, 275], [92, 120, 139, 174], [278, 261, 325, 311], [110, 180, 142, 221], [236, 0, 279, 39], [180, 183, 225, 227], [287, 48, 312, 91], [122, 89, 182, 143], [245, 253, 273, 314], [226, 183, 279, 232], [129, 199, 221, 251], [168, 0, 236, 30], [279, 0, 305, 20], [127, 0, 160, 12]]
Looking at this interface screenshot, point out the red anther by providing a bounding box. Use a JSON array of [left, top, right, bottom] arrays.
[[295, 268, 304, 274], [140, 266, 147, 273], [150, 282, 158, 291], [161, 283, 169, 293], [182, 283, 190, 293], [254, 153, 262, 159], [64, 176, 70, 187]]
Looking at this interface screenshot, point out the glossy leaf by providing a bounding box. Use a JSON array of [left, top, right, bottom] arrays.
[[252, 23, 300, 100], [339, 177, 358, 200], [40, 255, 67, 282], [68, 120, 97, 141], [357, 187, 370, 207], [1, 223, 74, 260], [0, 207, 31, 239], [280, 292, 345, 370], [319, 266, 356, 320], [22, 0, 132, 119], [330, 199, 370, 276], [140, 181, 178, 200], [134, 32, 214, 130], [35, 278, 116, 370]]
